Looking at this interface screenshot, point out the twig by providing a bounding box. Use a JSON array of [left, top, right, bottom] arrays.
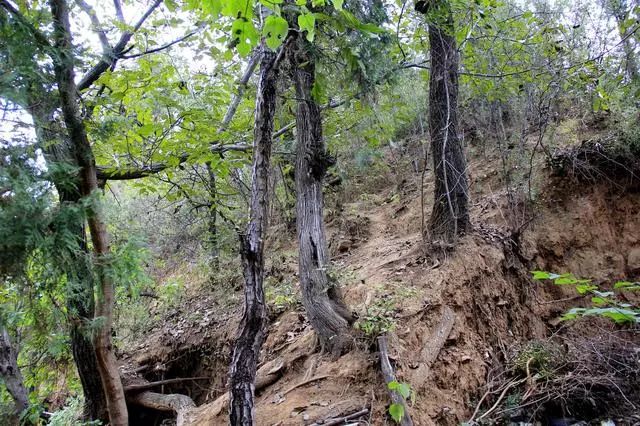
[[474, 377, 526, 421], [311, 408, 370, 426], [121, 28, 202, 59], [282, 375, 332, 396], [124, 377, 210, 392]]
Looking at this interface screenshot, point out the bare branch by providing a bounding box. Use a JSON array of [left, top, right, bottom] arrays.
[[120, 26, 202, 60], [220, 49, 261, 131], [75, 0, 109, 53], [77, 0, 163, 92], [112, 0, 124, 23]]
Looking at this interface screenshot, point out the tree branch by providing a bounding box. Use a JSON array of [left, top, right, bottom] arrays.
[[75, 0, 109, 52], [95, 143, 250, 181], [124, 377, 210, 393], [112, 0, 124, 23], [77, 0, 163, 91], [120, 27, 202, 59], [219, 49, 261, 131]]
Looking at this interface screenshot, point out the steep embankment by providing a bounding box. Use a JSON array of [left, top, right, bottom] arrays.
[[127, 135, 640, 425]]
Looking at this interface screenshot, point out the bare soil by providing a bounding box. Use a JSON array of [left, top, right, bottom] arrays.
[[125, 135, 640, 425]]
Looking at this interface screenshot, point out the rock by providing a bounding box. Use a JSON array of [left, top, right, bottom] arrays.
[[628, 247, 640, 271]]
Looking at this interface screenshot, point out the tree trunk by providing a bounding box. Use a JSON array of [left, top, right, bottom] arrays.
[[207, 164, 220, 272], [610, 0, 640, 83], [0, 327, 28, 419], [423, 0, 470, 244], [49, 0, 128, 424], [29, 101, 108, 423], [228, 44, 282, 425], [207, 51, 261, 277], [292, 36, 353, 356]]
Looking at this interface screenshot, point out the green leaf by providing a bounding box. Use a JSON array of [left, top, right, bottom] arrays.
[[223, 0, 253, 19], [330, 0, 343, 10], [202, 0, 222, 17], [554, 274, 578, 285], [575, 283, 597, 294], [165, 0, 178, 11], [389, 403, 404, 423], [615, 281, 640, 290], [260, 0, 284, 5], [231, 18, 259, 56], [531, 270, 551, 280], [388, 380, 411, 400], [298, 13, 316, 42], [397, 382, 411, 400], [262, 15, 288, 49]]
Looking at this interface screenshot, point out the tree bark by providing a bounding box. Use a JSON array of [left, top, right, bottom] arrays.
[[292, 36, 353, 355], [422, 0, 470, 244], [49, 0, 128, 424], [28, 99, 109, 422], [207, 51, 261, 276], [228, 44, 282, 425], [206, 164, 220, 271], [609, 0, 640, 83], [0, 327, 28, 419]]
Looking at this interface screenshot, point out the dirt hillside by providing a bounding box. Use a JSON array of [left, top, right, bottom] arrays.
[[126, 132, 640, 425]]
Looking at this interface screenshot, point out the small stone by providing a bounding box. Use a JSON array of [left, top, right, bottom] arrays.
[[628, 247, 640, 271]]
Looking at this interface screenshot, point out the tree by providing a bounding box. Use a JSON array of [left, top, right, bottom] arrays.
[[292, 34, 354, 355], [416, 0, 470, 244], [0, 7, 109, 419], [603, 0, 639, 83], [48, 0, 127, 423], [228, 40, 287, 424], [0, 327, 28, 421]]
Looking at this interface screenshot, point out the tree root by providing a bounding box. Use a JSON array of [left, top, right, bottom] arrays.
[[281, 374, 332, 396], [378, 335, 413, 426], [127, 391, 195, 426]]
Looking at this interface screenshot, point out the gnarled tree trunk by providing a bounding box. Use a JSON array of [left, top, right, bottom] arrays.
[[29, 101, 108, 422], [292, 36, 353, 355], [0, 327, 28, 420], [228, 44, 282, 425], [420, 0, 470, 244], [49, 0, 127, 424]]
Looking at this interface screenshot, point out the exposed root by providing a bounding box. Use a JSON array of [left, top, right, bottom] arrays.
[[468, 326, 640, 423], [128, 391, 195, 426], [409, 305, 455, 389], [281, 374, 332, 396], [378, 335, 413, 426], [549, 138, 640, 188]]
